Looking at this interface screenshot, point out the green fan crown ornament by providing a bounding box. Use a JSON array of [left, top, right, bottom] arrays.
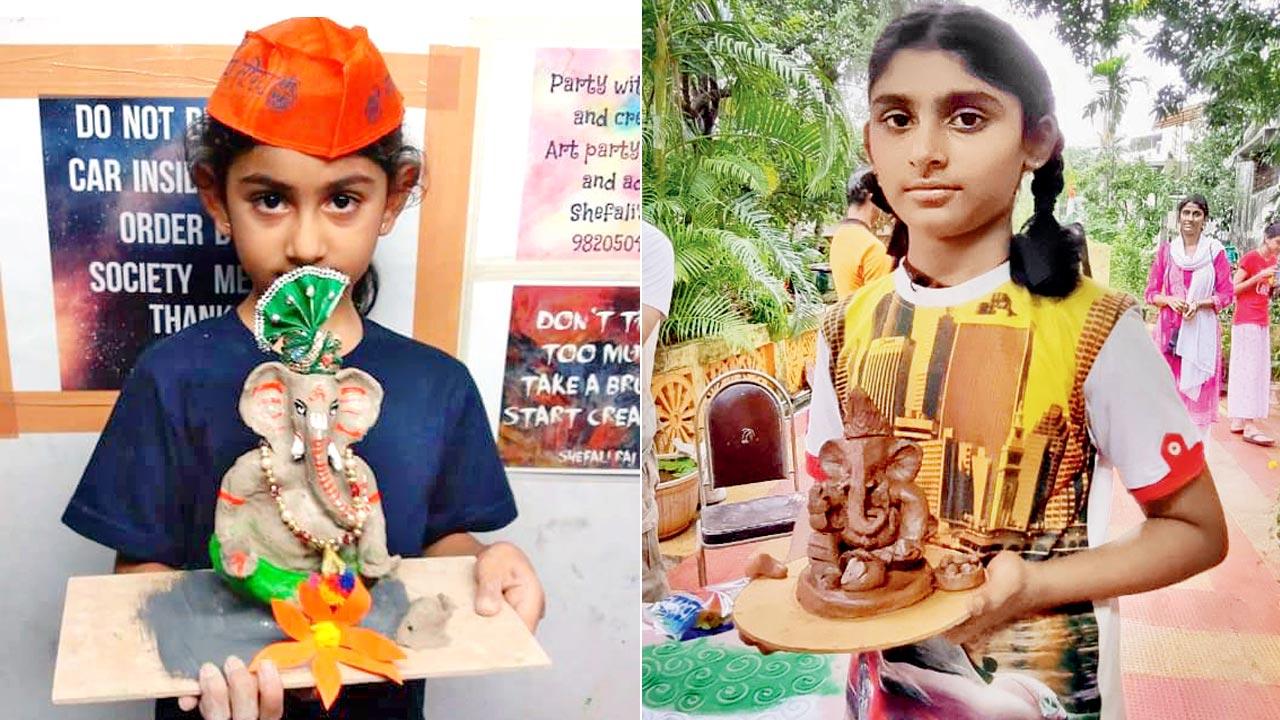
[[253, 266, 349, 374]]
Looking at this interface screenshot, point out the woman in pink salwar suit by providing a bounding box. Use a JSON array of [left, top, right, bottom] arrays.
[[1145, 194, 1234, 433]]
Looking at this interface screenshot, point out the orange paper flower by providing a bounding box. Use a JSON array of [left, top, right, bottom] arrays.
[[249, 578, 406, 710]]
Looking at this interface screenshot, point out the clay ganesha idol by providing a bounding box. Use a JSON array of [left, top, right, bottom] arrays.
[[212, 267, 397, 604], [797, 390, 983, 618]]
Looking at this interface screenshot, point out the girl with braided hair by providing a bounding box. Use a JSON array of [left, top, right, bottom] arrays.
[[829, 167, 894, 299], [752, 5, 1228, 718]]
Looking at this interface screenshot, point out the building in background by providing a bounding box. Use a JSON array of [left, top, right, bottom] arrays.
[[1116, 103, 1205, 172], [1231, 121, 1280, 251]]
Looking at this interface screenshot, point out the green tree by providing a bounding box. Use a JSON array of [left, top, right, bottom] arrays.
[[644, 0, 856, 346], [1068, 149, 1177, 297], [1083, 55, 1141, 150], [730, 0, 906, 235], [1184, 124, 1245, 242], [729, 0, 905, 86], [1014, 0, 1280, 135]]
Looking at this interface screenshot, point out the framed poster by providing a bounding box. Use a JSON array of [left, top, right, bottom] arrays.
[[516, 48, 641, 261], [39, 97, 244, 390], [497, 285, 639, 471]]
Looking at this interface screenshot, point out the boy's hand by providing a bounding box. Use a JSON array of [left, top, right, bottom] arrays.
[[944, 551, 1036, 646], [474, 541, 545, 632], [176, 656, 283, 720]]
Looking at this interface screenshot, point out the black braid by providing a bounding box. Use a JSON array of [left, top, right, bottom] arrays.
[[1030, 152, 1063, 218], [1010, 148, 1081, 297], [886, 223, 909, 268], [865, 171, 894, 215], [866, 171, 906, 268]]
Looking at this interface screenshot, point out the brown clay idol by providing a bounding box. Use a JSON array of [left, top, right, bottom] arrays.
[[797, 390, 984, 617]]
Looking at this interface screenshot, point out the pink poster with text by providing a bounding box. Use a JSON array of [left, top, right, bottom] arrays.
[[517, 48, 641, 261]]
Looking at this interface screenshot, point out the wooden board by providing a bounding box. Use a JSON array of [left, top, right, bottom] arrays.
[[733, 559, 981, 655], [52, 557, 550, 705]]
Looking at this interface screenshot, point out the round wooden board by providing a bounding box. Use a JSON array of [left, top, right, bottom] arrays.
[[734, 559, 981, 654]]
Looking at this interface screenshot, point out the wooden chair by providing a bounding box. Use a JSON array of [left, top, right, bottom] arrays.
[[694, 369, 802, 586]]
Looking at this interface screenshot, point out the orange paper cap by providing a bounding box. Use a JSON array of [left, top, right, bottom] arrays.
[[208, 17, 404, 159]]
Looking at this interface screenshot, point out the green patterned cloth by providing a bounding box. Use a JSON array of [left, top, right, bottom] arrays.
[[642, 639, 841, 714], [253, 266, 349, 374]]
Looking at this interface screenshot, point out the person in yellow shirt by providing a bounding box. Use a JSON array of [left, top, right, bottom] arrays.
[[829, 167, 893, 299]]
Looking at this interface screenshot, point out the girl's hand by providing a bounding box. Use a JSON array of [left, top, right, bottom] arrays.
[[1257, 267, 1277, 295], [176, 656, 283, 720], [1166, 297, 1189, 315], [1187, 298, 1216, 317], [944, 551, 1037, 646], [474, 541, 545, 632]]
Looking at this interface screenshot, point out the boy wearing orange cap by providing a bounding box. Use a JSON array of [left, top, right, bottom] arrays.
[[62, 18, 544, 720]]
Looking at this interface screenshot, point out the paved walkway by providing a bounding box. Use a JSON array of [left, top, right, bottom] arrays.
[[1117, 416, 1280, 718], [657, 408, 1280, 718]]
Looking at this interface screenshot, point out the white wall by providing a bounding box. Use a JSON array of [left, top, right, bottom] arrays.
[[0, 5, 639, 720], [0, 433, 150, 719]]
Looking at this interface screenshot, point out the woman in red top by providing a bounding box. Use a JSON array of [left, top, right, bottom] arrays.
[[1227, 221, 1280, 445]]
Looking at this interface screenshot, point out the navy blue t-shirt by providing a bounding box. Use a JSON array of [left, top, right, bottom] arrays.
[[62, 312, 517, 719]]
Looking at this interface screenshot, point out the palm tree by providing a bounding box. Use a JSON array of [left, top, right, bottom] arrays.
[[1083, 55, 1141, 151], [643, 0, 856, 346]]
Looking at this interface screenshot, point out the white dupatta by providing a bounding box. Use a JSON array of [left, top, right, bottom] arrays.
[[1170, 236, 1223, 399]]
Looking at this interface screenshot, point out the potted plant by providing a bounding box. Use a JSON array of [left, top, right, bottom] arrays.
[[655, 454, 699, 539]]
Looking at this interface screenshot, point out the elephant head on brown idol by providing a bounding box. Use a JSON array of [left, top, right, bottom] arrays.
[[801, 390, 982, 615], [241, 361, 384, 527], [818, 389, 924, 550]]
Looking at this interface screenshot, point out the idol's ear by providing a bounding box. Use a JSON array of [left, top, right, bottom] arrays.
[[884, 438, 923, 485], [332, 367, 383, 445], [240, 362, 292, 444], [819, 439, 849, 481]]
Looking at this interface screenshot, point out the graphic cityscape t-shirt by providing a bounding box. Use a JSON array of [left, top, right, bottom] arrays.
[[806, 263, 1204, 719]]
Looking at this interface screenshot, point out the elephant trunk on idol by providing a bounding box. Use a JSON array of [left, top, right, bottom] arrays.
[[214, 360, 398, 593], [244, 362, 377, 530], [827, 437, 900, 549]]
